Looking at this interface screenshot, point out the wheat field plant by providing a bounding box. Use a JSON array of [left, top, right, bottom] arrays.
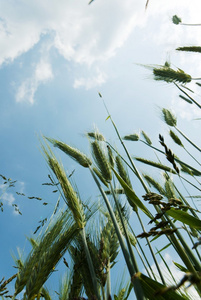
[[1, 13, 201, 300]]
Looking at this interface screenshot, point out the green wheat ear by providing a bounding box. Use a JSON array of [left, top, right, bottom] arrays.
[[172, 15, 182, 25], [123, 133, 140, 141], [86, 131, 105, 141], [46, 137, 92, 168], [141, 131, 152, 145], [91, 141, 112, 182], [176, 46, 201, 53], [162, 108, 177, 127], [153, 66, 191, 84], [169, 130, 184, 147]]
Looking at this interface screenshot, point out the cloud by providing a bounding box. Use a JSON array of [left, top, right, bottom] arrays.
[[0, 0, 145, 95], [1, 0, 201, 95], [0, 181, 25, 215], [73, 68, 107, 89], [16, 59, 53, 104], [0, 0, 144, 66], [1, 191, 15, 206]]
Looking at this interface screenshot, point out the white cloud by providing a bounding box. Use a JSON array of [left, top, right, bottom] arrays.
[[16, 59, 53, 104], [1, 0, 201, 94], [73, 68, 107, 89], [0, 181, 25, 215], [1, 191, 15, 206], [0, 0, 144, 67]]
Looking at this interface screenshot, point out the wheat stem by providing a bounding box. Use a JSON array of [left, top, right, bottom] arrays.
[[80, 229, 101, 300], [89, 167, 146, 300]]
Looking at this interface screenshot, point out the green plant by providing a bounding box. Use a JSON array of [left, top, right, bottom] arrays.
[[2, 12, 201, 300]]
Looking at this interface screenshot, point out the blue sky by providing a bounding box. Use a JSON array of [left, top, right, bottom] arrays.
[[1, 0, 201, 298]]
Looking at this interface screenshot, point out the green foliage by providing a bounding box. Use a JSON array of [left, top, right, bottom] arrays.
[[3, 11, 201, 300]]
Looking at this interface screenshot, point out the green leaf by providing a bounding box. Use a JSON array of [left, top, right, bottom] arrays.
[[173, 262, 188, 273], [106, 115, 111, 121], [166, 208, 201, 229], [112, 167, 153, 219], [155, 243, 171, 254], [179, 95, 193, 104], [140, 273, 188, 300], [134, 157, 177, 174]]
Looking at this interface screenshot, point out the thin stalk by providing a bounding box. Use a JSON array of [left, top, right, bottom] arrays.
[[183, 224, 201, 262], [109, 183, 139, 274], [174, 82, 201, 109], [167, 217, 201, 272], [175, 126, 201, 152], [80, 229, 101, 300], [134, 244, 153, 279], [106, 141, 137, 175], [89, 167, 146, 300], [154, 150, 200, 216], [154, 203, 201, 273], [101, 285, 106, 300], [128, 224, 157, 280], [184, 147, 201, 167], [177, 175, 199, 212], [181, 23, 201, 26], [167, 230, 201, 295], [106, 261, 111, 300], [136, 211, 166, 285], [140, 140, 201, 192], [179, 175, 201, 192], [102, 100, 149, 193], [141, 139, 201, 176], [154, 206, 201, 294], [157, 250, 177, 285]]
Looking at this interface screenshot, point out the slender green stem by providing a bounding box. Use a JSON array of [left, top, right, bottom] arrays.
[[157, 250, 177, 285], [167, 217, 201, 272], [106, 261, 111, 300], [168, 231, 201, 295], [106, 141, 137, 175], [111, 119, 149, 193], [135, 244, 153, 279], [181, 23, 201, 26], [136, 211, 166, 285], [177, 175, 199, 212], [174, 82, 201, 109], [128, 223, 157, 280], [140, 140, 201, 192], [80, 229, 101, 300], [128, 220, 157, 281], [89, 167, 146, 300], [102, 99, 149, 193], [184, 147, 201, 167], [183, 224, 201, 262], [175, 126, 201, 152], [101, 284, 106, 300], [153, 206, 201, 294], [109, 183, 140, 274], [141, 139, 201, 176]]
